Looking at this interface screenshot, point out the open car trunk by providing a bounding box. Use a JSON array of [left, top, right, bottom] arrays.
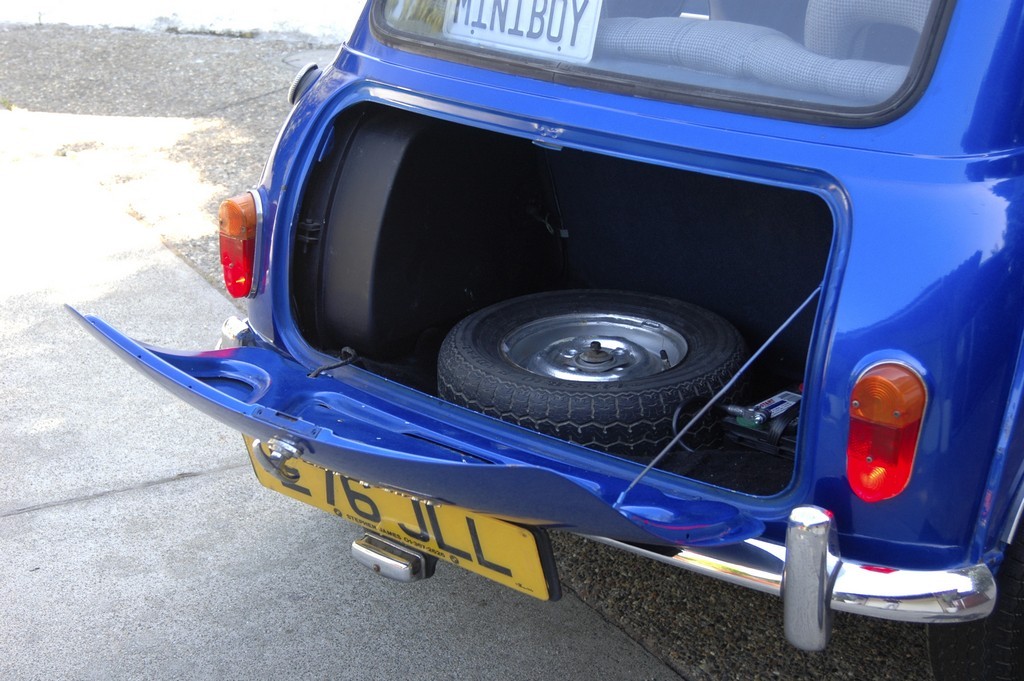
[[290, 103, 833, 496]]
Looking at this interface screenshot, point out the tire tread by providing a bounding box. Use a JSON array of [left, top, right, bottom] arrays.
[[437, 290, 746, 458]]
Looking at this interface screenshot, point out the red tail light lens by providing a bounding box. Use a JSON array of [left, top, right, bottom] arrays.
[[219, 192, 258, 298], [846, 363, 927, 502]]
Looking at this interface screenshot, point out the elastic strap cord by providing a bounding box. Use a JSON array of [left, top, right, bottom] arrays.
[[614, 286, 821, 509]]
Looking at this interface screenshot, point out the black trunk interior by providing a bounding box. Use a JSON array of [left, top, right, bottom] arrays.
[[291, 103, 833, 495]]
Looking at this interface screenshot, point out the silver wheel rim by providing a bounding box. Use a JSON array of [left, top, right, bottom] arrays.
[[500, 313, 689, 383]]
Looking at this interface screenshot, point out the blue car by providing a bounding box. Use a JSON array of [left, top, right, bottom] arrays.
[[72, 1, 1024, 677]]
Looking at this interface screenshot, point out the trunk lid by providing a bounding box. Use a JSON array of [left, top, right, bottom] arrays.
[[70, 308, 764, 547]]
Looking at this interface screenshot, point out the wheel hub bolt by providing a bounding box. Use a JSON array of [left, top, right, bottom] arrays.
[[579, 341, 614, 365]]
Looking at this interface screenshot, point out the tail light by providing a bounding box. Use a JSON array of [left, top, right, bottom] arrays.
[[846, 362, 927, 502], [218, 192, 258, 298]]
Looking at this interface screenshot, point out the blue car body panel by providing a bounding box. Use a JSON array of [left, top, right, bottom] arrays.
[[76, 0, 1024, 586]]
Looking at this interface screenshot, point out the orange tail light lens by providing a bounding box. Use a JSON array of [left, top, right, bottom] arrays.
[[219, 192, 258, 298], [846, 363, 927, 502]]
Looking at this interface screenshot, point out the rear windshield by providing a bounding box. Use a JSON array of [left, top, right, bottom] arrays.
[[374, 0, 949, 121]]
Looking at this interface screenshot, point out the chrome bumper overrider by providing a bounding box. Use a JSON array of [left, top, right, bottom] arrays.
[[591, 505, 996, 651]]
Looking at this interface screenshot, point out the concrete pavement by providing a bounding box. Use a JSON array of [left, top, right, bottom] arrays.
[[0, 32, 679, 680]]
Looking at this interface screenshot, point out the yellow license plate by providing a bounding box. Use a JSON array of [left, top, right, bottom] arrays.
[[244, 437, 558, 600]]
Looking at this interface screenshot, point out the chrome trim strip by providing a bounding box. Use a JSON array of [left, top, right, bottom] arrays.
[[587, 504, 996, 647], [1000, 475, 1024, 545], [247, 188, 264, 299]]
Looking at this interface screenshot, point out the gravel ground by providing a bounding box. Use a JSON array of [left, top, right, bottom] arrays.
[[0, 23, 937, 680], [552, 534, 931, 680]]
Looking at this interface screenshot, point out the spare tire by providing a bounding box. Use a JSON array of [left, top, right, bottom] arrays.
[[437, 290, 746, 459]]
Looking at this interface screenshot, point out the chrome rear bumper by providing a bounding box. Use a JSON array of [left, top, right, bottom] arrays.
[[590, 505, 996, 651]]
